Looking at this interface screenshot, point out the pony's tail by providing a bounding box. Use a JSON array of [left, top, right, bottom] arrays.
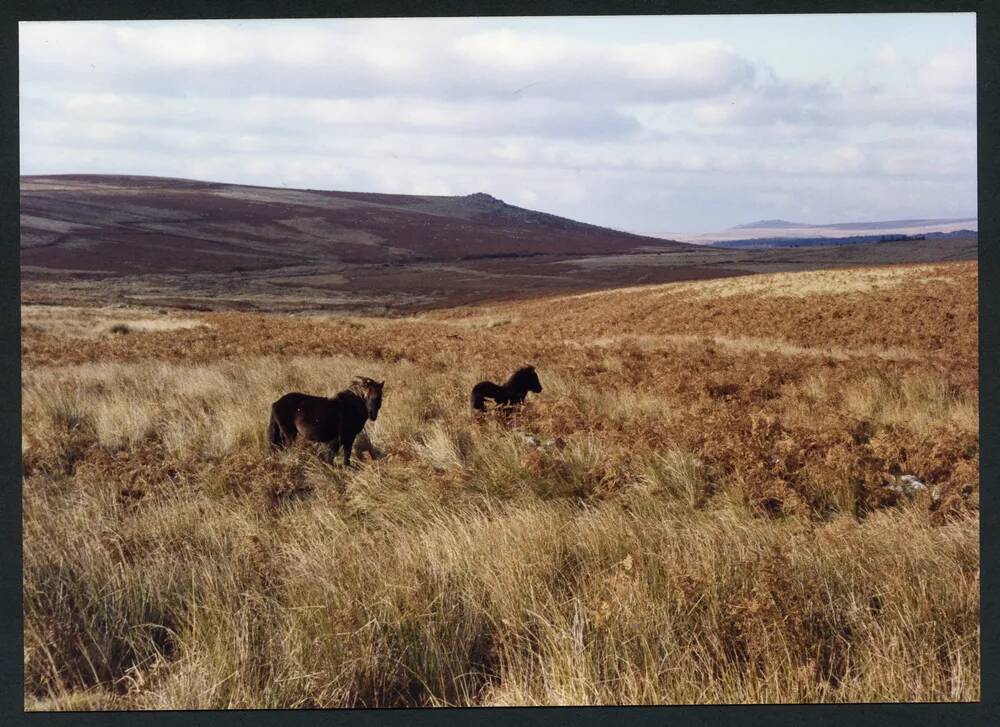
[[267, 410, 283, 449], [470, 385, 486, 411]]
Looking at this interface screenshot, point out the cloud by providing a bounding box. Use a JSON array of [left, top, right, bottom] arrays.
[[454, 31, 756, 101], [18, 18, 977, 232], [690, 79, 835, 126], [23, 91, 641, 144], [20, 22, 756, 104], [875, 44, 899, 67], [919, 46, 976, 92]]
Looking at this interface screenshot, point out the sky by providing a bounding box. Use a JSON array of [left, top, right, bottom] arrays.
[[19, 14, 977, 234]]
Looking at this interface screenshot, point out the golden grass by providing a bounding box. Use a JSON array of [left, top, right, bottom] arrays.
[[837, 371, 978, 436], [24, 475, 979, 708], [21, 261, 979, 708], [22, 304, 206, 338], [407, 312, 520, 330], [663, 264, 947, 300], [563, 264, 954, 303], [586, 333, 923, 362]]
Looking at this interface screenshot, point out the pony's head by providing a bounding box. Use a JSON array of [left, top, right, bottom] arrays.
[[352, 377, 385, 420], [511, 365, 542, 394]]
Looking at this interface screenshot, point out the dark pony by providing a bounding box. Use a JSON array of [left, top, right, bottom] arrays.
[[470, 365, 542, 411], [268, 376, 384, 466]]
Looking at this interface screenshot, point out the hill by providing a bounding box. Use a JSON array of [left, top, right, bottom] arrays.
[[20, 175, 978, 313], [21, 175, 686, 274]]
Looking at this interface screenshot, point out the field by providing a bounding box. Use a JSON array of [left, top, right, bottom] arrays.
[[21, 261, 979, 708]]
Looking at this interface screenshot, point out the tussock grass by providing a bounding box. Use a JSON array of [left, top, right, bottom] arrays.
[[838, 371, 977, 435], [412, 422, 474, 471], [21, 304, 206, 338], [641, 450, 707, 509], [25, 477, 979, 707]]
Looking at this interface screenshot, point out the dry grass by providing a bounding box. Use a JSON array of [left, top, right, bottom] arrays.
[[563, 264, 955, 302], [587, 333, 923, 362], [21, 304, 205, 339], [410, 312, 520, 330], [832, 371, 977, 436], [21, 261, 979, 708]]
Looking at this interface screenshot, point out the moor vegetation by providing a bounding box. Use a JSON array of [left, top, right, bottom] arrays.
[[21, 262, 979, 708]]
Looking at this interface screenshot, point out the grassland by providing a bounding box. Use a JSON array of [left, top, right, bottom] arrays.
[[21, 261, 979, 708]]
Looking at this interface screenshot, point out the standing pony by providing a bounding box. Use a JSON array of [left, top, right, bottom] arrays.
[[470, 365, 543, 411], [268, 376, 384, 466]]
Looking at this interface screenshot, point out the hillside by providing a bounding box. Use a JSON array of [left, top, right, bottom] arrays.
[[21, 175, 686, 274], [20, 175, 978, 314]]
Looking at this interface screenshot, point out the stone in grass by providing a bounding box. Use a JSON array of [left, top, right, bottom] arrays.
[[888, 474, 941, 503], [518, 432, 566, 450]]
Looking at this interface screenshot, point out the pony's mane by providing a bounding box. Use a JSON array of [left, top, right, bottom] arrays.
[[505, 365, 537, 390], [349, 376, 382, 398]]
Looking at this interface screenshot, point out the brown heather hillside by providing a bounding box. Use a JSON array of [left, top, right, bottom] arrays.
[[20, 175, 976, 314], [21, 175, 690, 269], [22, 261, 978, 708]]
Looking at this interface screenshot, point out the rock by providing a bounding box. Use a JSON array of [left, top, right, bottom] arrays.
[[888, 474, 928, 499], [900, 474, 926, 490], [519, 433, 566, 450]]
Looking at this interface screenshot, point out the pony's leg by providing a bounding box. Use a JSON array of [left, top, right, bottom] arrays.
[[271, 415, 294, 449], [268, 416, 282, 449], [341, 433, 357, 467], [326, 440, 341, 464], [363, 430, 385, 460], [354, 429, 375, 460]]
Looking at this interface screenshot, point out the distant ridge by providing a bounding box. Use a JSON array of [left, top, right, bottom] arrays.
[[708, 228, 977, 250], [732, 219, 806, 229], [656, 216, 978, 246], [732, 217, 977, 231]]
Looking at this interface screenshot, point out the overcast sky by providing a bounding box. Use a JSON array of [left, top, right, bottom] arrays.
[[20, 14, 976, 234]]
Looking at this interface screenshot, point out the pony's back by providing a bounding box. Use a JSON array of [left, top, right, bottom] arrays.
[[470, 380, 501, 410]]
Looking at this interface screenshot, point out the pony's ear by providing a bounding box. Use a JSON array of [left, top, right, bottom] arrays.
[[377, 380, 385, 388]]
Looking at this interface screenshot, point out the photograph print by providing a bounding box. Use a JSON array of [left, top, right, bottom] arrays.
[[19, 12, 979, 709]]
